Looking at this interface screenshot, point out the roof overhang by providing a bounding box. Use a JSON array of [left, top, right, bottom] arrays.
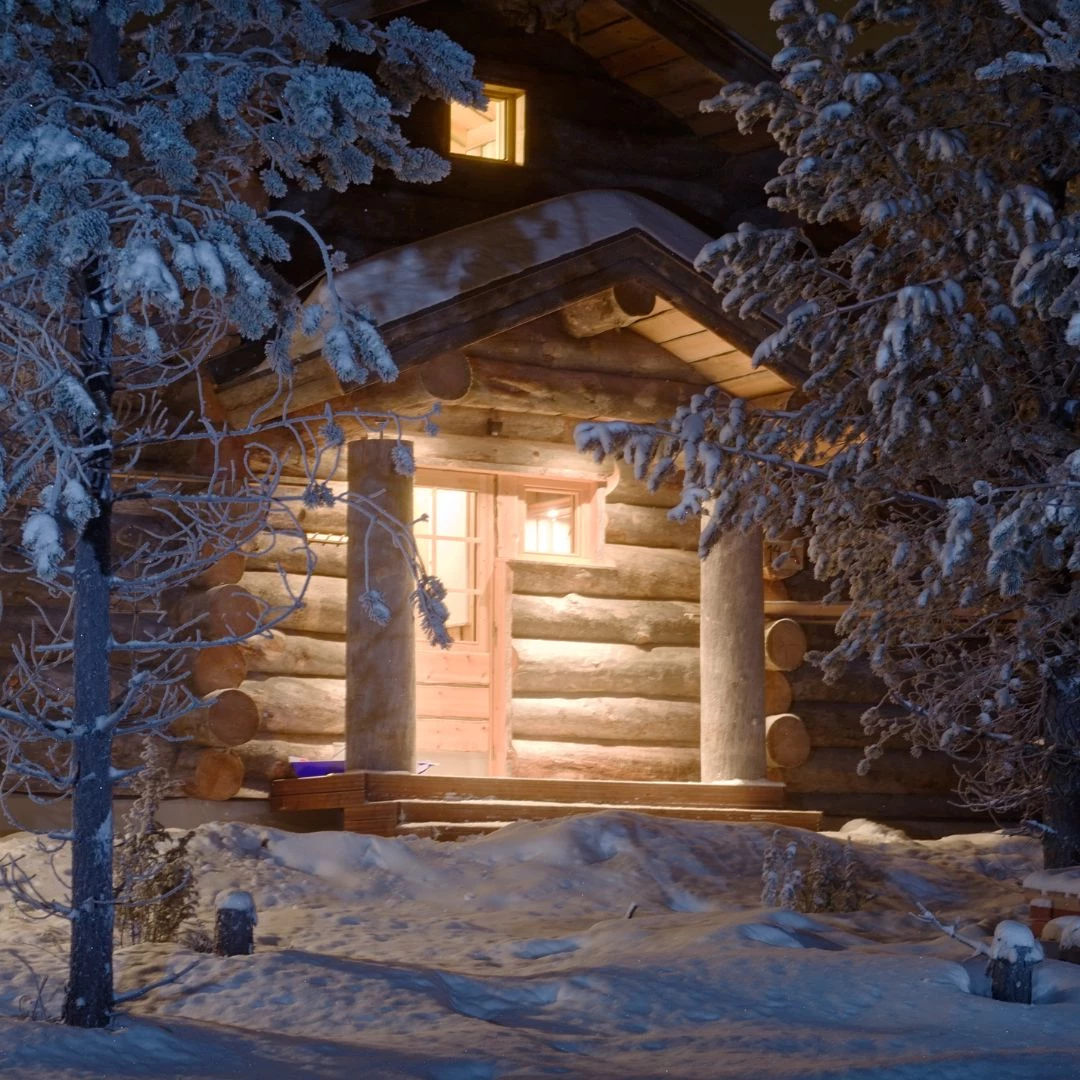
[[217, 191, 800, 419], [314, 190, 795, 375]]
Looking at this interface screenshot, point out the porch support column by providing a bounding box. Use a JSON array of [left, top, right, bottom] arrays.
[[346, 439, 416, 772], [699, 526, 767, 782]]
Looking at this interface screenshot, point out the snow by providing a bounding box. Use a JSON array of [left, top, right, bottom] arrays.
[[3, 815, 1080, 1077], [293, 190, 711, 357], [990, 919, 1043, 963], [1023, 864, 1080, 897], [216, 890, 255, 915]]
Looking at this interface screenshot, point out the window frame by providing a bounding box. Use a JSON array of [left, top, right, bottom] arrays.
[[413, 469, 496, 654], [448, 83, 526, 166], [496, 474, 605, 566]]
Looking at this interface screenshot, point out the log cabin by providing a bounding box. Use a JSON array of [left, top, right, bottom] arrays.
[[0, 0, 982, 838]]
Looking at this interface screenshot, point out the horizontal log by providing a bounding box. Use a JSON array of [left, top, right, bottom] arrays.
[[783, 791, 994, 825], [799, 701, 912, 750], [513, 639, 699, 698], [247, 735, 345, 761], [787, 661, 886, 705], [763, 618, 807, 672], [358, 354, 704, 425], [604, 458, 685, 509], [264, 480, 348, 535], [511, 594, 699, 647], [414, 433, 614, 479], [462, 314, 709, 380], [511, 544, 700, 602], [239, 571, 345, 636], [174, 747, 244, 801], [244, 536, 348, 578], [603, 502, 697, 551], [172, 584, 263, 641], [191, 551, 247, 589], [189, 644, 248, 696], [241, 630, 348, 678], [764, 670, 793, 715], [510, 739, 699, 782], [172, 688, 260, 748], [242, 674, 346, 736], [230, 740, 297, 783], [510, 696, 699, 745], [765, 713, 811, 770], [423, 404, 580, 443], [561, 283, 658, 338], [781, 747, 958, 795]]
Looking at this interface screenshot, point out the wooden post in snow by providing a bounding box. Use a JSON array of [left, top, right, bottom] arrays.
[[215, 891, 256, 956], [346, 439, 416, 773], [699, 526, 767, 782]]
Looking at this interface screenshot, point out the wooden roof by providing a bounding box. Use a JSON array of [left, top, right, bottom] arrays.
[[569, 0, 774, 153], [332, 0, 775, 154], [217, 191, 795, 422]]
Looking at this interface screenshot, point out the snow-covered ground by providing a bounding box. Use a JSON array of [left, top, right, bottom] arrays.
[[2, 813, 1079, 1079]]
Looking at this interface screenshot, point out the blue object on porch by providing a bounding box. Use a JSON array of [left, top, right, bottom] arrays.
[[293, 761, 346, 778]]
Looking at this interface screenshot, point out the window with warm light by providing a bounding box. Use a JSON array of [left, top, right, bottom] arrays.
[[413, 484, 479, 641], [523, 490, 577, 556], [449, 84, 525, 165], [497, 476, 604, 565]]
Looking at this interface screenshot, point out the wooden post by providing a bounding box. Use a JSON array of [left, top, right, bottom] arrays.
[[988, 920, 1043, 1004], [346, 439, 416, 772], [215, 891, 256, 957], [699, 526, 767, 782]]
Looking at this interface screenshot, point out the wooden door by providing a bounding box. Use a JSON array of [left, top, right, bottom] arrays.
[[413, 470, 495, 776]]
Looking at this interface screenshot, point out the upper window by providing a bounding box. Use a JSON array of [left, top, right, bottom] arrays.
[[523, 490, 576, 556], [497, 476, 604, 565], [449, 84, 526, 165]]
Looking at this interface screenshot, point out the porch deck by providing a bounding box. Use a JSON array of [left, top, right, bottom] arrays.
[[270, 771, 822, 840]]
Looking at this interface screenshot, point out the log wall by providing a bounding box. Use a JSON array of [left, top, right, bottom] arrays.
[[507, 460, 703, 780], [765, 572, 981, 832]]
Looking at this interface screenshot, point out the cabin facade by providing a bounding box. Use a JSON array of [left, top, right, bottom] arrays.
[[0, 0, 977, 835]]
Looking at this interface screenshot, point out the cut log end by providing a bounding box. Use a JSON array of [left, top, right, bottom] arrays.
[[176, 748, 244, 801], [764, 670, 793, 715], [560, 283, 658, 338], [764, 618, 808, 672], [174, 688, 260, 748], [765, 713, 811, 769], [189, 644, 248, 696]]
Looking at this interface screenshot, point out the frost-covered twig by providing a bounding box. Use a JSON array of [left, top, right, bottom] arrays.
[[911, 903, 991, 957]]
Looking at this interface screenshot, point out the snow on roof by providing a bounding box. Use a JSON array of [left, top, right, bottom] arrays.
[[297, 190, 711, 343], [1023, 865, 1080, 897]]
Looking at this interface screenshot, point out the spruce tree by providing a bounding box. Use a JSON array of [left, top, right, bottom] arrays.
[[578, 1, 1080, 864], [0, 0, 479, 1028]]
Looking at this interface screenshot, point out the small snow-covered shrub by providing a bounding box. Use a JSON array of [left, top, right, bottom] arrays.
[[114, 743, 196, 947], [761, 831, 866, 913]]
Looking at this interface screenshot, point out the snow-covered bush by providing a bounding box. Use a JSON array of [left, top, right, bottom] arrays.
[[113, 741, 196, 949], [761, 831, 865, 913], [578, 0, 1080, 866], [0, 0, 480, 1028]]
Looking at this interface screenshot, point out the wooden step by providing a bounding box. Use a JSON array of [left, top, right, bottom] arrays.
[[395, 798, 821, 829], [271, 771, 785, 812], [398, 821, 509, 841]]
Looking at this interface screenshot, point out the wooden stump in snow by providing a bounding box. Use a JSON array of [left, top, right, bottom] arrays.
[[988, 920, 1043, 1003], [215, 890, 256, 956]]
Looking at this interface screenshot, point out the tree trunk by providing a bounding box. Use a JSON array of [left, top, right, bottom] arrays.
[[64, 241, 117, 1025], [1043, 677, 1080, 869]]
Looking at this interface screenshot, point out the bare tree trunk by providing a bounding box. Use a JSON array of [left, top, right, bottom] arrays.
[[1043, 677, 1080, 870], [62, 258, 116, 1029]]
